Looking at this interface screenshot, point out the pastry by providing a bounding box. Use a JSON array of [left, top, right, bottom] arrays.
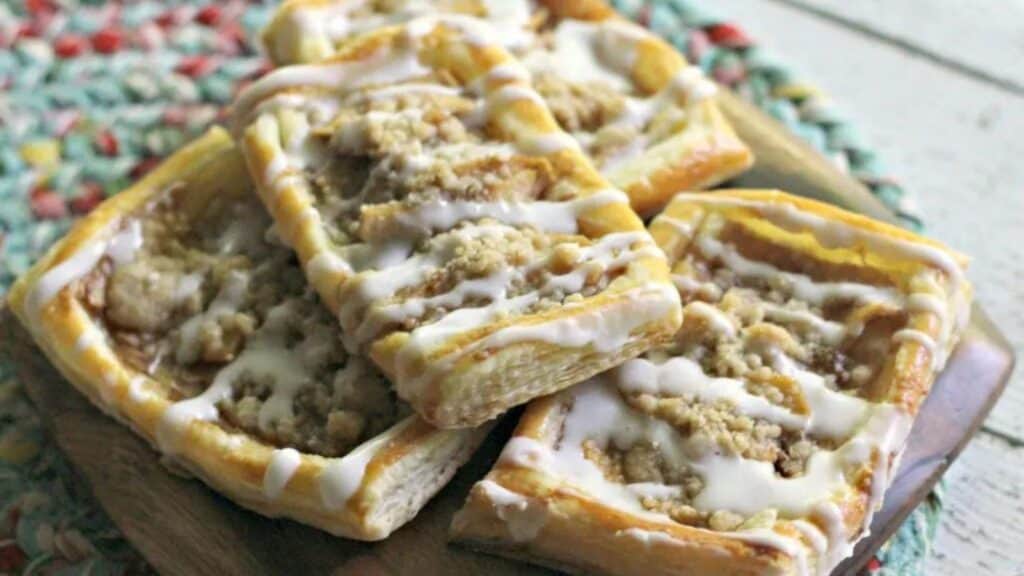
[[451, 190, 971, 575], [261, 0, 753, 215], [235, 21, 683, 429], [7, 127, 491, 541]]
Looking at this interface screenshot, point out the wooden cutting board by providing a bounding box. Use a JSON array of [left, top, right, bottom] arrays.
[[1, 92, 1015, 576]]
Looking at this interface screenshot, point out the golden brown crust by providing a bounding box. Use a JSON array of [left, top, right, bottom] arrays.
[[451, 409, 797, 576], [238, 23, 682, 429], [452, 189, 972, 575], [651, 189, 971, 414], [8, 128, 491, 540], [615, 104, 754, 217], [258, 0, 753, 215]]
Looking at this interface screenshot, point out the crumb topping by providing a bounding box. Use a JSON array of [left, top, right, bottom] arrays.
[[85, 192, 404, 457], [283, 81, 647, 349], [562, 214, 914, 532], [533, 71, 627, 134]]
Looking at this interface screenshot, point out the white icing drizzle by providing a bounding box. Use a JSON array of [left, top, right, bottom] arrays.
[[263, 447, 302, 500], [690, 402, 908, 517], [173, 273, 204, 305], [242, 12, 681, 409], [677, 194, 969, 368], [683, 194, 966, 315], [233, 42, 430, 128], [390, 237, 676, 401], [618, 357, 806, 431], [272, 0, 534, 64], [683, 301, 736, 337], [106, 219, 143, 265], [657, 216, 695, 237], [498, 381, 685, 525], [319, 416, 414, 509], [264, 0, 719, 180], [307, 252, 353, 287], [502, 370, 911, 575], [493, 193, 967, 573], [175, 270, 251, 364], [127, 376, 152, 403], [477, 61, 530, 85], [358, 82, 461, 102], [515, 16, 718, 172], [478, 283, 675, 354], [670, 274, 723, 301], [478, 479, 548, 542], [695, 234, 905, 311], [97, 369, 119, 405], [667, 66, 719, 103], [75, 324, 105, 354], [158, 298, 329, 454], [760, 302, 848, 346], [771, 353, 873, 440], [724, 527, 811, 575], [26, 217, 144, 326], [397, 142, 517, 177], [410, 292, 672, 403], [386, 188, 628, 238], [405, 13, 504, 47], [488, 194, 961, 573], [522, 19, 639, 92], [516, 131, 581, 156], [906, 292, 947, 317], [484, 82, 546, 109], [615, 527, 687, 549], [906, 290, 958, 370], [477, 0, 534, 49], [810, 501, 856, 573], [892, 329, 938, 360], [334, 182, 635, 347]]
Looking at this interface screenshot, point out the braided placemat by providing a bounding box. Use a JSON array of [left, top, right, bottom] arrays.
[[0, 1, 937, 574]]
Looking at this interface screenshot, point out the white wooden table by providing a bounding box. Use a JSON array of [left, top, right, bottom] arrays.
[[719, 1, 1024, 573]]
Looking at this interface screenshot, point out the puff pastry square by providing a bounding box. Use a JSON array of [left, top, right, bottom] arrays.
[[261, 0, 753, 215], [235, 22, 683, 428], [451, 190, 971, 575], [7, 128, 490, 541]]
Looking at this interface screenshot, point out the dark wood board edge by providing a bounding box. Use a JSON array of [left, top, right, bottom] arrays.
[[835, 305, 1015, 574], [718, 90, 901, 225]]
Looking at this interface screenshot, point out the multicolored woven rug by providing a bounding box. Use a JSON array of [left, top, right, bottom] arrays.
[[0, 1, 937, 574]]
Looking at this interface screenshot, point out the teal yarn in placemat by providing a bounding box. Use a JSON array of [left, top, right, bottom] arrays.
[[0, 1, 936, 573], [612, 0, 923, 233]]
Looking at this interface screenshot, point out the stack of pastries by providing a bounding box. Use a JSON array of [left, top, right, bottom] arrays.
[[8, 1, 972, 575]]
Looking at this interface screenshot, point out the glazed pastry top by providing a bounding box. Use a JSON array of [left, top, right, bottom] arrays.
[[492, 191, 970, 575], [21, 183, 408, 504], [236, 20, 678, 401], [262, 0, 722, 185]]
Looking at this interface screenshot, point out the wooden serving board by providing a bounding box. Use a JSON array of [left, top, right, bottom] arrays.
[[1, 93, 1015, 576]]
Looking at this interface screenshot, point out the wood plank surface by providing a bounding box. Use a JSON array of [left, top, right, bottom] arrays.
[[772, 0, 1024, 93], [717, 2, 1024, 572], [929, 433, 1024, 576]]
